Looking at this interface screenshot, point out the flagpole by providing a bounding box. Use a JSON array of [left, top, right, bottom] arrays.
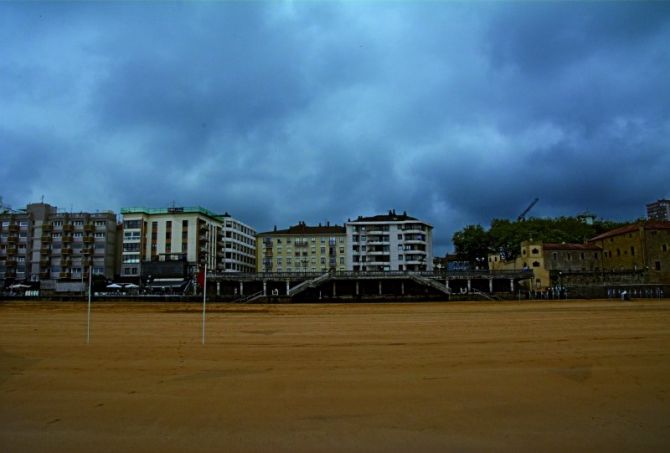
[[202, 261, 207, 345], [86, 264, 92, 344]]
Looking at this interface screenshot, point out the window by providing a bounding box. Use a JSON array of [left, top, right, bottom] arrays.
[[662, 244, 668, 252], [73, 220, 84, 227], [398, 255, 404, 261], [95, 232, 106, 239], [630, 246, 635, 256], [74, 232, 83, 238], [123, 220, 141, 229], [531, 248, 539, 255], [532, 261, 540, 267], [655, 261, 661, 271], [95, 221, 106, 227], [53, 221, 63, 227], [19, 221, 29, 227]]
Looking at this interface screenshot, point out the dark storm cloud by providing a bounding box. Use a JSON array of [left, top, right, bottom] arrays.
[[1, 1, 669, 254]]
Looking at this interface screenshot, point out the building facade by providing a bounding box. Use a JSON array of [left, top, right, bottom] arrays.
[[345, 210, 433, 272], [218, 213, 256, 272], [589, 221, 670, 283], [647, 199, 670, 221], [489, 241, 602, 289], [256, 222, 346, 273], [120, 206, 256, 279], [0, 203, 118, 286]]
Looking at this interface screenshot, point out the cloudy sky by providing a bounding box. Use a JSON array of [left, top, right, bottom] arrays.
[[1, 1, 669, 254]]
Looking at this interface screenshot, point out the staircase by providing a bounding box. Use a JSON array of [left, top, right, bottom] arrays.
[[409, 274, 450, 295], [238, 290, 264, 303], [288, 273, 331, 297], [469, 289, 501, 301]]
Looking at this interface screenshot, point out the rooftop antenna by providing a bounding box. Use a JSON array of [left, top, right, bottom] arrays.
[[41, 195, 44, 203]]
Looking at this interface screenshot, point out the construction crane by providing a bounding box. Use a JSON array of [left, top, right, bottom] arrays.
[[517, 198, 539, 221]]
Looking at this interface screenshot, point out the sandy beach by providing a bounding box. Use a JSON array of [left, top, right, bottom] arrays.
[[1, 299, 669, 452]]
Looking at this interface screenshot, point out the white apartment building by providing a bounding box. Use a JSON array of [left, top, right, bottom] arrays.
[[120, 206, 256, 278], [219, 213, 256, 272], [345, 210, 433, 272]]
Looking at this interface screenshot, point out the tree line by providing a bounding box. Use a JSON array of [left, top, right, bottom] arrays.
[[452, 217, 631, 267]]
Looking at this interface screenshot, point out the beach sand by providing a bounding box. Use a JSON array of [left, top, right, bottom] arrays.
[[1, 299, 669, 452]]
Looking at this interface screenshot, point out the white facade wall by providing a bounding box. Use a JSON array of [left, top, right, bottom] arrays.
[[345, 218, 433, 272]]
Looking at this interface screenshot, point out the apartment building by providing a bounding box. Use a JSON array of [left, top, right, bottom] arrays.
[[219, 212, 256, 272], [120, 206, 256, 278], [0, 203, 117, 286], [256, 222, 346, 273], [647, 199, 670, 221], [345, 210, 433, 272]]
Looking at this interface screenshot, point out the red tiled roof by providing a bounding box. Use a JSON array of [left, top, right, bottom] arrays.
[[543, 243, 601, 251], [259, 223, 345, 235], [589, 220, 670, 242]]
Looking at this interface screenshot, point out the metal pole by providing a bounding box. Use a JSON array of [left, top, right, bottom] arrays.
[[86, 265, 92, 344], [202, 262, 207, 345]]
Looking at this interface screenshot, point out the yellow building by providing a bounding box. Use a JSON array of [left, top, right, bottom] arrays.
[[256, 222, 346, 273], [589, 220, 670, 283], [489, 240, 601, 289]]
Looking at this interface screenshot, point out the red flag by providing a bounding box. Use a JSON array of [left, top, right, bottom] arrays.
[[197, 271, 205, 287]]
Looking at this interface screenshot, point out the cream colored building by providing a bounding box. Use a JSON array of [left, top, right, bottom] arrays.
[[120, 206, 256, 277], [256, 222, 346, 273]]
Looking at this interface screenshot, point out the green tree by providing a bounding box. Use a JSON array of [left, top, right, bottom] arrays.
[[453, 216, 631, 263], [452, 224, 492, 267]]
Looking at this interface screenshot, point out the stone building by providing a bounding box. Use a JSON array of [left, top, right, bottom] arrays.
[[489, 240, 602, 289], [589, 220, 670, 283]]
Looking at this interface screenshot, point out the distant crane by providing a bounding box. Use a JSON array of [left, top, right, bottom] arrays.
[[517, 198, 539, 221]]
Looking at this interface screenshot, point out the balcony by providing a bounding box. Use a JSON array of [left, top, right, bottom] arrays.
[[7, 236, 18, 243], [41, 235, 52, 243], [62, 236, 73, 243], [42, 224, 53, 232], [59, 272, 72, 279], [83, 236, 94, 244], [40, 258, 50, 267], [8, 224, 19, 233], [40, 247, 51, 254], [63, 224, 74, 232], [61, 248, 73, 255], [39, 271, 50, 279], [82, 247, 93, 255], [84, 224, 95, 233]]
